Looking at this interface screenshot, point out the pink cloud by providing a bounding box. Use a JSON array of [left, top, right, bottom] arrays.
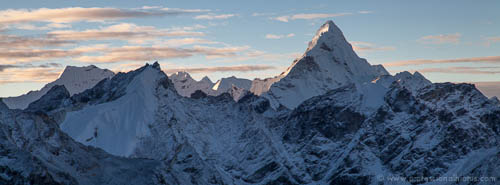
[[384, 56, 500, 67], [417, 33, 461, 44]]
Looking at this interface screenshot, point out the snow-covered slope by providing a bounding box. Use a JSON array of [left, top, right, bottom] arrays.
[[1, 65, 114, 109], [0, 97, 172, 185], [60, 63, 170, 156], [264, 20, 388, 109], [169, 71, 214, 97]]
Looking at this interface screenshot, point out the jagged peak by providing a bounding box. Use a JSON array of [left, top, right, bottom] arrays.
[[201, 76, 212, 84], [394, 71, 430, 82], [171, 71, 193, 80], [137, 62, 163, 73], [306, 20, 347, 52], [152, 61, 161, 69], [26, 85, 70, 112], [395, 71, 412, 77], [413, 71, 425, 78], [372, 64, 390, 76]]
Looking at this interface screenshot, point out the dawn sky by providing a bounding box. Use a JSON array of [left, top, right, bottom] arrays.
[[1, 0, 499, 97]]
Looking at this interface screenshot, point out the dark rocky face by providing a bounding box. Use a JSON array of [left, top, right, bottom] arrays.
[[287, 56, 321, 79], [271, 83, 500, 185], [26, 85, 70, 113], [190, 90, 208, 99]]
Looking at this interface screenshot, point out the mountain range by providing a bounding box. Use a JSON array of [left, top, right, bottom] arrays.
[[1, 20, 499, 185]]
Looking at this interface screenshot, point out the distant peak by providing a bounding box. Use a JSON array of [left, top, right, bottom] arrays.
[[171, 71, 192, 79], [60, 65, 112, 79], [201, 76, 212, 83], [413, 71, 424, 78], [63, 65, 79, 70], [152, 61, 161, 70], [63, 65, 101, 71], [140, 62, 162, 71], [372, 64, 390, 76], [396, 71, 412, 77]]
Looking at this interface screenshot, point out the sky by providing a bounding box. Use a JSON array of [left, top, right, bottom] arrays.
[[0, 0, 500, 97]]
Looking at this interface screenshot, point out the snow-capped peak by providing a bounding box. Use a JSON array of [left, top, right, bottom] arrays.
[[393, 71, 432, 93], [264, 20, 388, 109], [57, 65, 115, 95], [2, 65, 114, 109], [370, 70, 432, 95], [171, 71, 192, 79], [169, 71, 215, 97], [60, 62, 170, 156], [306, 20, 346, 52]]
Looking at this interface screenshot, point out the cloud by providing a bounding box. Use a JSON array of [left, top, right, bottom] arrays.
[[350, 41, 396, 52], [0, 67, 62, 84], [273, 13, 352, 22], [0, 7, 205, 24], [163, 65, 277, 74], [194, 14, 236, 20], [486, 37, 500, 42], [251, 12, 275, 17], [358, 11, 373, 14], [417, 66, 500, 74], [74, 45, 249, 63], [8, 22, 72, 30], [0, 64, 16, 72], [383, 56, 500, 67], [0, 63, 62, 72], [159, 7, 210, 13], [484, 36, 500, 46], [417, 33, 461, 44], [0, 34, 74, 49], [274, 16, 291, 22], [160, 38, 218, 47], [265, 33, 295, 39], [192, 45, 250, 59], [112, 63, 147, 73], [47, 23, 204, 42], [0, 49, 82, 63], [209, 50, 302, 64], [47, 23, 72, 29]]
